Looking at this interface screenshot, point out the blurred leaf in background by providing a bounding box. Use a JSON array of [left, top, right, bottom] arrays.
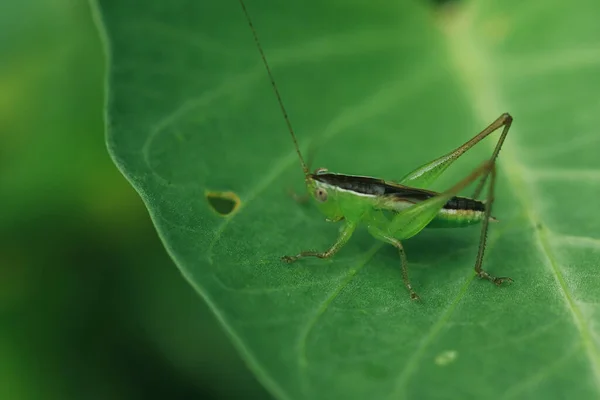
[[0, 0, 268, 399], [96, 0, 600, 399]]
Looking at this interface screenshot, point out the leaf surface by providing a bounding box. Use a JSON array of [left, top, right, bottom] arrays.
[[94, 0, 600, 398]]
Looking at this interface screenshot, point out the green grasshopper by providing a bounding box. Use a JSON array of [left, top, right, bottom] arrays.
[[239, 0, 513, 300]]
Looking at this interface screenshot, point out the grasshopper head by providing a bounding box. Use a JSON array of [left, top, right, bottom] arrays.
[[305, 168, 344, 221]]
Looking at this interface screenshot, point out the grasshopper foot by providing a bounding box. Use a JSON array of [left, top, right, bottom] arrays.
[[410, 291, 421, 301], [492, 276, 513, 286], [281, 255, 298, 263], [477, 271, 513, 286]]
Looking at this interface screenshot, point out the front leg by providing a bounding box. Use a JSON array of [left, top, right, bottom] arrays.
[[282, 221, 356, 263]]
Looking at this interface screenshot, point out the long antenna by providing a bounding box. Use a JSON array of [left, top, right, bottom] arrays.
[[238, 0, 310, 177]]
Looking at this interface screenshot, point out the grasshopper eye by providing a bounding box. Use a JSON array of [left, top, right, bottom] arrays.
[[314, 168, 328, 175], [315, 187, 328, 202]]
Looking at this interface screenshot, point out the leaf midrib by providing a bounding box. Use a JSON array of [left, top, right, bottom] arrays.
[[441, 1, 600, 391]]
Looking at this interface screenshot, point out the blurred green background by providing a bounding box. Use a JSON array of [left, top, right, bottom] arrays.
[[0, 0, 270, 398]]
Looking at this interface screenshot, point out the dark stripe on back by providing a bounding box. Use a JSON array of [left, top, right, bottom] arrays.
[[444, 197, 485, 211], [312, 173, 485, 212]]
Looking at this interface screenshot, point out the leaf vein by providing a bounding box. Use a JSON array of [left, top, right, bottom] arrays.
[[443, 1, 600, 389]]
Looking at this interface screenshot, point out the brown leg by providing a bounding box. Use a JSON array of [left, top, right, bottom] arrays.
[[474, 163, 512, 285], [399, 113, 513, 190], [471, 113, 513, 198], [367, 225, 420, 301], [395, 240, 420, 301], [282, 221, 356, 262]]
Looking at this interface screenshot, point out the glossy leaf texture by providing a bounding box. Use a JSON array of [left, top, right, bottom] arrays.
[[94, 0, 600, 398]]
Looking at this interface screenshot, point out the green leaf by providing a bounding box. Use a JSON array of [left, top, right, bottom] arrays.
[[93, 0, 600, 398]]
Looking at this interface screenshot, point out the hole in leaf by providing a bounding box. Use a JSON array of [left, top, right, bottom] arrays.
[[206, 191, 241, 216]]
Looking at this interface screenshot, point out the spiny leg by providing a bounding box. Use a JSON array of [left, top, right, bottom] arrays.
[[399, 113, 513, 190], [367, 161, 493, 299], [471, 113, 512, 199], [395, 241, 419, 300], [474, 163, 513, 285], [282, 221, 356, 263], [395, 114, 513, 286]]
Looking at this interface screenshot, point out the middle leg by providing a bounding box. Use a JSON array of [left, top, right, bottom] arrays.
[[368, 225, 419, 300]]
